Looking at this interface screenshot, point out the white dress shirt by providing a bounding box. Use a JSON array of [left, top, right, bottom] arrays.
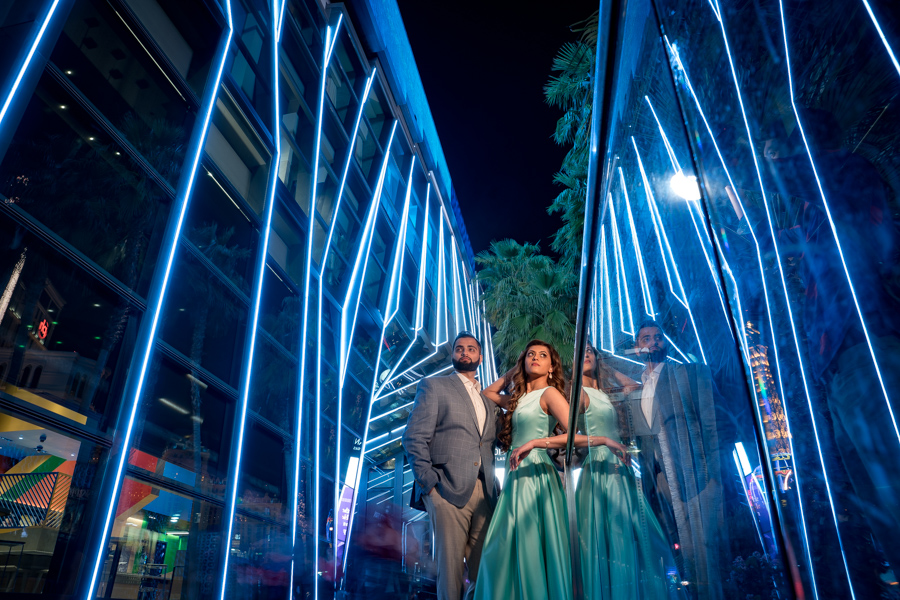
[[640, 362, 666, 426], [456, 372, 486, 434]]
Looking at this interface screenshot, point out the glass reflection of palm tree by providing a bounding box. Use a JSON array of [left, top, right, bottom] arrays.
[[184, 223, 250, 481]]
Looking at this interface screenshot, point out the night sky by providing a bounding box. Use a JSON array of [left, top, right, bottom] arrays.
[[396, 1, 597, 257]]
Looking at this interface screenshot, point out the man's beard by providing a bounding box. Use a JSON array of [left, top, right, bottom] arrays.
[[452, 358, 479, 372], [638, 347, 667, 363]]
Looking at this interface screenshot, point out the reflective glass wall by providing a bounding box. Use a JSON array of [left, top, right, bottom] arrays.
[[571, 0, 900, 599], [0, 1, 488, 598]]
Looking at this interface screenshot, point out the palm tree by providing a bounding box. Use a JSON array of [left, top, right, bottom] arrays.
[[476, 239, 577, 371], [544, 14, 599, 267]]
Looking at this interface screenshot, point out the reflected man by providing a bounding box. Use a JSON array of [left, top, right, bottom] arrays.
[[622, 321, 726, 600]]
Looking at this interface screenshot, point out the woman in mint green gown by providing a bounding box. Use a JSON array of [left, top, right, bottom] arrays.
[[576, 345, 681, 600], [473, 340, 573, 600]]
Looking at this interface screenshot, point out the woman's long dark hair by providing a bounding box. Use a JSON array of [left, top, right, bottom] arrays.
[[584, 343, 615, 390], [497, 340, 567, 452]]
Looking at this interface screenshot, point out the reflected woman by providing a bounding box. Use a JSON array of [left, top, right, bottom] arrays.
[[576, 344, 681, 600], [473, 340, 572, 600]]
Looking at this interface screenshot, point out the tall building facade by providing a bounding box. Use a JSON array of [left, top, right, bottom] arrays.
[[0, 1, 492, 598]]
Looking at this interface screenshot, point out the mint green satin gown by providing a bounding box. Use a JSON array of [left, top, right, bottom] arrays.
[[577, 387, 676, 599], [473, 388, 572, 600]]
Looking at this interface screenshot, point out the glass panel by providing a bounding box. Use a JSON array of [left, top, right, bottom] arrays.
[[249, 335, 296, 427], [97, 476, 224, 600], [236, 423, 288, 523], [653, 0, 900, 596], [224, 518, 290, 599], [0, 407, 108, 595], [0, 73, 171, 298], [278, 131, 312, 216], [570, 2, 791, 598], [130, 357, 235, 498], [186, 167, 259, 296], [53, 0, 194, 182], [0, 219, 140, 435], [158, 247, 248, 388]]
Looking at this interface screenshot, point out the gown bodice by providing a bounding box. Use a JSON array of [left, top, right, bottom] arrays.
[[580, 387, 622, 443], [511, 387, 556, 449]]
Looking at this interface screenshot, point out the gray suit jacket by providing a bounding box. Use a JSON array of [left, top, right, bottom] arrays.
[[402, 374, 499, 509]]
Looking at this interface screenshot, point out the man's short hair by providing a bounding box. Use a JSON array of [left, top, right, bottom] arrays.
[[637, 320, 664, 334], [452, 331, 482, 352]]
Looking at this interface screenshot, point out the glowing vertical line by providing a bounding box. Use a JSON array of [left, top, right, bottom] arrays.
[[219, 7, 283, 598], [385, 158, 416, 323], [645, 95, 730, 328], [632, 138, 686, 308], [84, 2, 233, 597], [293, 19, 342, 600], [782, 1, 899, 445], [339, 121, 398, 385], [862, 0, 900, 77], [620, 167, 655, 317], [437, 216, 448, 345], [339, 121, 401, 564], [0, 0, 61, 127], [337, 155, 413, 583], [608, 193, 634, 335], [644, 96, 681, 171], [665, 34, 820, 598], [664, 334, 692, 364], [303, 63, 374, 592], [599, 226, 614, 353], [416, 186, 431, 331], [374, 183, 432, 396], [734, 450, 768, 557], [632, 137, 706, 363], [714, 4, 857, 592], [451, 243, 463, 332]]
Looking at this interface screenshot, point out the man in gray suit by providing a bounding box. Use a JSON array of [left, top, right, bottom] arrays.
[[402, 332, 498, 600]]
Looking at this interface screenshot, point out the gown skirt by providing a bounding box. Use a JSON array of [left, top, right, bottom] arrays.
[[474, 388, 572, 600]]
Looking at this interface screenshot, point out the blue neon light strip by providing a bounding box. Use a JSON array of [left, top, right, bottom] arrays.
[[600, 226, 614, 353], [436, 214, 448, 345], [631, 138, 687, 309], [713, 4, 856, 593], [861, 0, 900, 77], [608, 193, 634, 336], [416, 186, 431, 331], [619, 167, 655, 317], [305, 19, 343, 599], [218, 8, 283, 598], [341, 159, 415, 550], [733, 450, 768, 557], [0, 0, 61, 128], [631, 137, 707, 363], [84, 3, 234, 596], [644, 95, 681, 171], [384, 158, 416, 323], [339, 121, 398, 385], [781, 1, 899, 447], [644, 95, 730, 329], [374, 185, 432, 396], [664, 33, 820, 598], [664, 334, 692, 363], [339, 120, 401, 566]]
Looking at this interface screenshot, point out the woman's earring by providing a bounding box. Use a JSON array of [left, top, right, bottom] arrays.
[[549, 371, 553, 381]]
